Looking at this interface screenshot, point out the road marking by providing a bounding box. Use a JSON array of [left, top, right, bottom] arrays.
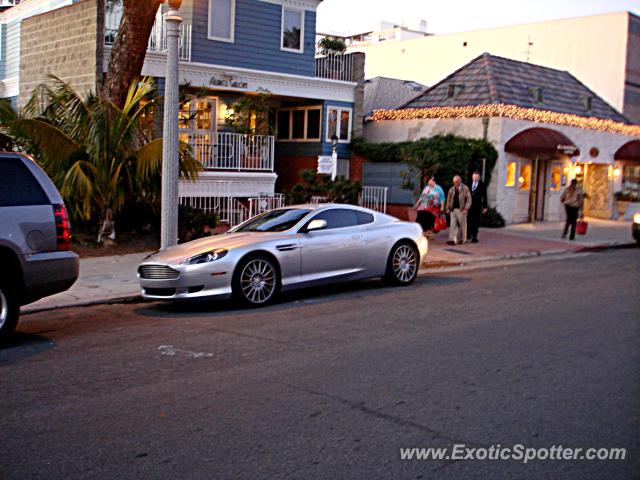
[[158, 345, 214, 358]]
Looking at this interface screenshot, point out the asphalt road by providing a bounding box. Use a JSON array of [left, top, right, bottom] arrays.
[[1, 249, 639, 480]]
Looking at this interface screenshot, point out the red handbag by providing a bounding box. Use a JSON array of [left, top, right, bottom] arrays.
[[434, 213, 448, 232], [576, 219, 588, 235]]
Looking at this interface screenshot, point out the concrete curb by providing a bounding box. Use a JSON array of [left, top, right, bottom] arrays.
[[421, 240, 636, 271], [21, 240, 636, 314]]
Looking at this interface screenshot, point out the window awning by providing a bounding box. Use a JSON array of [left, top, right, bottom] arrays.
[[505, 127, 580, 157], [614, 140, 640, 161]]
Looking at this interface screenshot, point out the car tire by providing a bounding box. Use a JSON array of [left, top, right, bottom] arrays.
[[0, 282, 20, 341], [384, 241, 419, 286], [232, 254, 280, 307]]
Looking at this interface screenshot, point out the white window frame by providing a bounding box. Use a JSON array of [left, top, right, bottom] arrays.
[[280, 6, 305, 53], [277, 106, 322, 142], [326, 106, 353, 144], [208, 0, 236, 43]]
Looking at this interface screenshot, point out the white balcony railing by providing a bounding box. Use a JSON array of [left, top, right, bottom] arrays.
[[105, 6, 192, 61], [315, 53, 356, 82], [248, 193, 286, 217], [188, 132, 275, 172]]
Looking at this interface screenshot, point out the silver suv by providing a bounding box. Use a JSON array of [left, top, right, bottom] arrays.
[[0, 152, 79, 339]]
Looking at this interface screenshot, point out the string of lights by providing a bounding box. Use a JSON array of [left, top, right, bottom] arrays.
[[371, 104, 640, 136]]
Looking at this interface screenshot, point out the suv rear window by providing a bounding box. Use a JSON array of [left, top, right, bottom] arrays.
[[0, 157, 49, 207]]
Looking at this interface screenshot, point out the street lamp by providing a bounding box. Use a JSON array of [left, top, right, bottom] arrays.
[[160, 0, 183, 249], [331, 134, 338, 155]]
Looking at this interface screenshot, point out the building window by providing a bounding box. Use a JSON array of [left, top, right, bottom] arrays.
[[208, 0, 235, 42], [281, 7, 304, 52], [550, 164, 562, 191], [326, 106, 352, 143], [505, 162, 516, 187], [277, 107, 322, 142], [519, 164, 531, 190]]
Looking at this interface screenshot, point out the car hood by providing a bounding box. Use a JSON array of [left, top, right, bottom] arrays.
[[141, 232, 291, 265]]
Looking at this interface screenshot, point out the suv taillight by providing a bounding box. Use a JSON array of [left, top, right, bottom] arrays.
[[53, 204, 72, 251]]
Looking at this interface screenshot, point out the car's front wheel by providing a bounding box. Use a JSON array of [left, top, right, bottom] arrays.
[[233, 255, 280, 306], [0, 282, 19, 341], [384, 241, 419, 286]]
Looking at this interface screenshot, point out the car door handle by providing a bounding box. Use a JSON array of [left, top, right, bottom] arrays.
[[276, 244, 299, 251], [351, 235, 363, 240]]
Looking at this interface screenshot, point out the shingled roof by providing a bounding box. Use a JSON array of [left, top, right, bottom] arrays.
[[364, 77, 427, 116], [399, 53, 628, 123]]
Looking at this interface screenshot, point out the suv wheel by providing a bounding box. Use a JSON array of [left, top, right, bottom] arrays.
[[0, 282, 19, 341]]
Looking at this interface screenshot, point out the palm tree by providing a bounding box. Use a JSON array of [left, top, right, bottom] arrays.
[[0, 76, 200, 240], [104, 0, 164, 108]]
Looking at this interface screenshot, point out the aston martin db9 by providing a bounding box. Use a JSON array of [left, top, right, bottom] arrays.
[[137, 204, 428, 306]]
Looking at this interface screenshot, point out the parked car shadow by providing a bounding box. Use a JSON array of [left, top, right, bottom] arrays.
[[134, 275, 471, 319], [0, 333, 55, 365]]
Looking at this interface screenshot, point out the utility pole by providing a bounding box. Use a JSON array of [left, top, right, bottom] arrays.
[[160, 0, 182, 249]]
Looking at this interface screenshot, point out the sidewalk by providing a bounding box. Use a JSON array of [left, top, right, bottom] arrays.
[[21, 218, 635, 313]]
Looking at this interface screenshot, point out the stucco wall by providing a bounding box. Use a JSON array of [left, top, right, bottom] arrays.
[[19, 0, 101, 107]]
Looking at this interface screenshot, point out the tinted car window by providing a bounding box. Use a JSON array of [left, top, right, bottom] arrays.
[[0, 157, 49, 207], [235, 208, 312, 232], [312, 208, 360, 230], [356, 211, 374, 225]]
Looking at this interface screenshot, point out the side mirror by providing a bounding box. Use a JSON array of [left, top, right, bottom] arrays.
[[306, 219, 327, 232]]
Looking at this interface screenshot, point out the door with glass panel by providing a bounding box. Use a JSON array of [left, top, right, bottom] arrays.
[[179, 97, 217, 169]]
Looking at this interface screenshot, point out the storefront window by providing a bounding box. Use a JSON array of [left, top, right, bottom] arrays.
[[622, 164, 640, 195], [550, 165, 562, 191], [277, 107, 322, 141], [519, 164, 531, 190], [505, 162, 516, 187]]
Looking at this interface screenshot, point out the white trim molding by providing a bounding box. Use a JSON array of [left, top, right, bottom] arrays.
[[207, 0, 235, 43], [105, 48, 357, 103], [179, 171, 278, 197], [257, 0, 322, 11]]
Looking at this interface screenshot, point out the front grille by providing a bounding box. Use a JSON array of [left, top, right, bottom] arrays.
[[144, 287, 177, 297], [138, 264, 180, 280]]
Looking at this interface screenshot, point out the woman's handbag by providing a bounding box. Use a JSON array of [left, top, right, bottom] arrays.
[[434, 213, 448, 232], [576, 218, 588, 235]]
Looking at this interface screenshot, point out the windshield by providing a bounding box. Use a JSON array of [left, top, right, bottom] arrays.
[[234, 208, 312, 232]]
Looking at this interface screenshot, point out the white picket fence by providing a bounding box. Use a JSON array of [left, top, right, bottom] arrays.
[[359, 186, 388, 213]]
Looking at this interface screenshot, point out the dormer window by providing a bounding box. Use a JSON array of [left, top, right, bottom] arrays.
[[581, 95, 593, 111], [447, 83, 465, 99], [529, 86, 544, 103], [281, 7, 304, 53]]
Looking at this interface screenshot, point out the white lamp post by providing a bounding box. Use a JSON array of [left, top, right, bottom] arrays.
[[331, 134, 338, 181], [160, 0, 182, 249]]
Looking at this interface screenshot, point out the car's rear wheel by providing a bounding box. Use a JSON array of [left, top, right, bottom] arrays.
[[384, 241, 419, 286], [233, 255, 280, 306], [0, 282, 19, 341]]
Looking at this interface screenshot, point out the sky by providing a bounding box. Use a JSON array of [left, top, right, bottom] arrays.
[[316, 0, 640, 35]]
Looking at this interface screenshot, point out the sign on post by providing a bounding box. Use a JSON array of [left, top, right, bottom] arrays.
[[317, 155, 337, 179]]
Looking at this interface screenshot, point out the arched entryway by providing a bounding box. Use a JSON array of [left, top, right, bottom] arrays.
[[505, 128, 579, 222], [614, 140, 640, 216]]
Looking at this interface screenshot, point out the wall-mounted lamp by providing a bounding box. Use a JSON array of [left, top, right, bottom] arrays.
[[331, 134, 339, 155]]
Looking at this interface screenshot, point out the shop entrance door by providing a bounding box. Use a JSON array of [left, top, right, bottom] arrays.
[[583, 164, 612, 218], [528, 158, 548, 222]]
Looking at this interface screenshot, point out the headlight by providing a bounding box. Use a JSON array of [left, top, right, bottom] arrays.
[[634, 213, 640, 225], [185, 249, 228, 265]]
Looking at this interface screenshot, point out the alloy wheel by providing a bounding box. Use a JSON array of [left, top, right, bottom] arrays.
[[392, 245, 418, 283], [239, 259, 277, 304]]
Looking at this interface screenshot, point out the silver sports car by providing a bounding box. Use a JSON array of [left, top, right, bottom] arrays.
[[138, 204, 428, 306]]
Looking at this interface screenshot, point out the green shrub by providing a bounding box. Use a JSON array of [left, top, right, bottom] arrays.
[[481, 208, 506, 228], [289, 170, 361, 205], [178, 205, 218, 243]]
